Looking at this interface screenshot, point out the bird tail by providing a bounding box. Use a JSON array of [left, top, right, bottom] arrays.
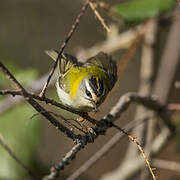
[[45, 49, 78, 76], [45, 49, 58, 61]]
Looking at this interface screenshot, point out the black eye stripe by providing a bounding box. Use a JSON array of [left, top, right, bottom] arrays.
[[89, 77, 104, 97], [97, 78, 104, 97], [85, 88, 92, 98], [89, 77, 98, 90]]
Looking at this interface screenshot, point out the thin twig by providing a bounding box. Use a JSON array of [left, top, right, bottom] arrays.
[[0, 84, 174, 135], [1, 84, 175, 180], [0, 62, 77, 140], [89, 1, 110, 33], [47, 111, 87, 134], [112, 124, 156, 180], [0, 134, 37, 180], [0, 89, 99, 126], [40, 0, 90, 97], [43, 140, 86, 180], [0, 4, 178, 180], [0, 23, 148, 115], [44, 92, 174, 179], [0, 72, 56, 114], [0, 90, 22, 96], [0, 80, 174, 134], [93, 1, 123, 25], [0, 89, 78, 113], [100, 127, 171, 180], [67, 116, 152, 180], [0, 60, 175, 179]]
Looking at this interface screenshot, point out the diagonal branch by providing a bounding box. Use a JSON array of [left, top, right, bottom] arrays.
[[66, 116, 152, 180], [0, 61, 175, 180], [43, 139, 87, 180], [0, 90, 22, 96], [89, 1, 110, 32], [100, 126, 171, 180], [112, 124, 156, 180], [0, 89, 99, 126], [0, 22, 149, 115], [0, 72, 56, 114], [43, 92, 175, 179], [40, 0, 90, 97], [0, 62, 77, 140]]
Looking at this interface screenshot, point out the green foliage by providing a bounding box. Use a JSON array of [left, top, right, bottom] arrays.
[[0, 61, 38, 89], [0, 61, 40, 179], [0, 104, 40, 179], [113, 0, 176, 23]]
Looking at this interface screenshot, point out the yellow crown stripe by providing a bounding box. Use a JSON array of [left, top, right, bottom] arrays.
[[70, 75, 84, 98], [68, 66, 109, 99], [69, 67, 88, 99], [96, 77, 101, 92]]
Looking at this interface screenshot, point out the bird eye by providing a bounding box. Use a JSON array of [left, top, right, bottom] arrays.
[[85, 88, 92, 98]]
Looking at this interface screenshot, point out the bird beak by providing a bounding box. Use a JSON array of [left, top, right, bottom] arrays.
[[92, 101, 99, 112]]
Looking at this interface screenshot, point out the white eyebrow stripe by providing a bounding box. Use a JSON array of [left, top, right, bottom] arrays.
[[85, 80, 97, 99], [85, 78, 106, 98], [85, 80, 92, 92]]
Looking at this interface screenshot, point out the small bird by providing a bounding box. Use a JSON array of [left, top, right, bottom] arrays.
[[45, 50, 117, 112]]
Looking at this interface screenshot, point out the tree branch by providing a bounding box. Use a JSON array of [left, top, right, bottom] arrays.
[[0, 62, 77, 140]]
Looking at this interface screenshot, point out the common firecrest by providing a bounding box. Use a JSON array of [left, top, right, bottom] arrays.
[[45, 50, 117, 112]]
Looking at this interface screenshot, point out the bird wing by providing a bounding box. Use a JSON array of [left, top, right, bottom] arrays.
[[85, 52, 117, 90]]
